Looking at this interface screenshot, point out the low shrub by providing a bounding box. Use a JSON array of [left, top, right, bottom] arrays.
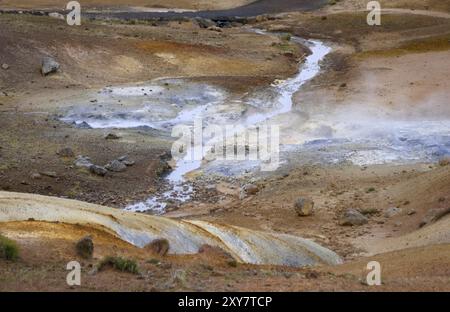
[[98, 256, 139, 274], [0, 234, 19, 261]]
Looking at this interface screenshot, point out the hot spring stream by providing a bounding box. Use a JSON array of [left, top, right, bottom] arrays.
[[61, 30, 450, 214]]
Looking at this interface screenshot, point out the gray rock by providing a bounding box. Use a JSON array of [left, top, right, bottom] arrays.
[[106, 160, 127, 172], [76, 235, 94, 259], [195, 17, 216, 29], [339, 209, 368, 226], [419, 207, 450, 227], [49, 12, 65, 20], [116, 156, 135, 166], [294, 197, 315, 217], [74, 155, 93, 169], [57, 147, 75, 158], [41, 56, 60, 76], [1, 63, 9, 70], [122, 160, 135, 166], [207, 26, 223, 32], [75, 121, 92, 129], [30, 173, 42, 180], [384, 207, 402, 218], [89, 165, 107, 177]]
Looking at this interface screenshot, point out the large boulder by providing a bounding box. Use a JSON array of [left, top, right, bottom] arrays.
[[294, 197, 315, 217], [339, 209, 368, 226], [41, 56, 60, 76]]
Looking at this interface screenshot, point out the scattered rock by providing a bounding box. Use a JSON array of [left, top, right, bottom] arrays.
[[105, 160, 127, 172], [49, 12, 65, 20], [75, 121, 92, 129], [74, 155, 93, 169], [1, 63, 9, 70], [122, 159, 135, 166], [75, 235, 94, 259], [242, 184, 259, 195], [384, 207, 402, 218], [41, 56, 60, 76], [294, 197, 315, 217], [89, 165, 107, 177], [339, 209, 368, 226], [40, 171, 57, 178], [117, 155, 135, 166], [30, 173, 42, 180], [145, 238, 170, 256], [104, 133, 120, 140], [57, 147, 75, 158], [407, 209, 416, 216], [207, 26, 223, 32], [419, 207, 450, 227], [239, 184, 259, 199], [194, 17, 215, 29]]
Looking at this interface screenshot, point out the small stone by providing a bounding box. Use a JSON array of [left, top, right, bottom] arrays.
[[40, 171, 57, 178], [294, 197, 315, 217], [1, 63, 9, 70], [122, 160, 135, 166], [106, 160, 127, 172], [384, 207, 402, 218], [76, 235, 94, 259], [194, 17, 215, 29], [407, 209, 416, 216], [207, 26, 223, 32], [89, 165, 107, 177], [339, 209, 368, 226], [75, 121, 92, 129], [30, 173, 42, 180], [74, 155, 93, 169], [41, 56, 60, 76], [242, 184, 259, 195], [49, 12, 65, 20]]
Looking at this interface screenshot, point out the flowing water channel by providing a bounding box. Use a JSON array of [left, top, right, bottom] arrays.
[[61, 30, 450, 214]]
